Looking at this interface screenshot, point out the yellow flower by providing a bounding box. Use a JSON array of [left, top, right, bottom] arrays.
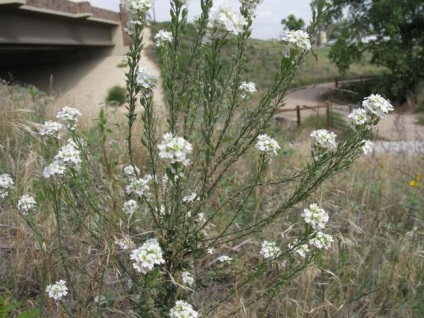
[[409, 179, 420, 187]]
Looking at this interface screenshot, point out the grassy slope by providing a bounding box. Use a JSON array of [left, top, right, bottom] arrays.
[[149, 22, 385, 90]]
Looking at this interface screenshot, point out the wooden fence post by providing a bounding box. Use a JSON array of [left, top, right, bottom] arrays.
[[296, 105, 301, 126], [326, 102, 331, 129]]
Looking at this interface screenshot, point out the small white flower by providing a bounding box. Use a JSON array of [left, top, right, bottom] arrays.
[[309, 232, 334, 250], [239, 81, 257, 98], [56, 106, 81, 130], [54, 140, 82, 171], [209, 3, 248, 37], [182, 271, 195, 287], [137, 67, 157, 90], [301, 203, 329, 231], [40, 121, 63, 138], [115, 236, 136, 250], [123, 199, 139, 216], [126, 174, 152, 197], [348, 108, 372, 130], [182, 192, 199, 203], [283, 30, 311, 51], [46, 280, 68, 301], [123, 165, 140, 179], [43, 161, 67, 179], [310, 129, 337, 158], [169, 300, 199, 318], [17, 195, 37, 214], [0, 174, 14, 199], [154, 30, 173, 47], [255, 134, 281, 155], [43, 139, 83, 180], [124, 0, 153, 18], [288, 240, 309, 258], [130, 238, 165, 274], [361, 140, 373, 155], [362, 94, 393, 119], [94, 295, 106, 305], [217, 255, 232, 264], [158, 133, 192, 166], [207, 248, 214, 254], [260, 241, 282, 259]]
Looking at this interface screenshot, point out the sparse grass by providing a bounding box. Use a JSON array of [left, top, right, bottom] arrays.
[[416, 112, 424, 126]]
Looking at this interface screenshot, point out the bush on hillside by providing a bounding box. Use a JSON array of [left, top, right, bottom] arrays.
[[105, 85, 126, 106]]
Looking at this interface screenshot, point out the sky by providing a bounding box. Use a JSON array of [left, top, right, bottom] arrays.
[[88, 0, 313, 39]]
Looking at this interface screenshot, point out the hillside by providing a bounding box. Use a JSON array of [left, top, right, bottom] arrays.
[[148, 21, 386, 91]]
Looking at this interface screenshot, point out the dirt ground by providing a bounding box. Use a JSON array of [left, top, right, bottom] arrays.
[[51, 29, 424, 143]]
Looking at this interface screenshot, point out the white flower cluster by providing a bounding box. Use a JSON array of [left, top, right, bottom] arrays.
[[154, 30, 173, 47], [56, 106, 81, 130], [169, 300, 199, 318], [255, 134, 281, 156], [17, 195, 37, 214], [55, 140, 82, 168], [363, 94, 394, 119], [43, 139, 82, 179], [348, 94, 393, 129], [348, 108, 371, 129], [137, 67, 157, 91], [290, 203, 334, 258], [309, 231, 333, 250], [182, 271, 195, 287], [123, 199, 139, 216], [289, 232, 333, 258], [288, 240, 309, 258], [46, 280, 68, 301], [130, 238, 165, 274], [310, 129, 337, 159], [123, 165, 140, 179], [283, 30, 311, 52], [301, 203, 329, 231], [361, 140, 373, 155], [158, 133, 192, 166], [239, 81, 257, 98], [124, 0, 152, 19], [126, 174, 152, 197], [0, 174, 14, 199], [260, 241, 282, 259], [208, 4, 248, 37], [40, 121, 63, 139]]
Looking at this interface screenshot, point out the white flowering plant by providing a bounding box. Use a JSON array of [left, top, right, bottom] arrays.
[[0, 0, 398, 317]]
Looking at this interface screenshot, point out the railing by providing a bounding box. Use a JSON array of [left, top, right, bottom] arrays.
[[276, 103, 354, 130]]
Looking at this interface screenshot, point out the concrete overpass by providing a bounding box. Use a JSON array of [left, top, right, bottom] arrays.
[[0, 0, 128, 92]]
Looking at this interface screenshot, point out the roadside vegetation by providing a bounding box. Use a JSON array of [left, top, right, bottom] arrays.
[[0, 1, 423, 317], [0, 81, 422, 317]]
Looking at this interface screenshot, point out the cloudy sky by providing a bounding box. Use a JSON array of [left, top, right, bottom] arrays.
[[88, 0, 313, 39]]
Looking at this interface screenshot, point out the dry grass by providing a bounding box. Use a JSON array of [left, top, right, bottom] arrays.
[[1, 83, 423, 317]]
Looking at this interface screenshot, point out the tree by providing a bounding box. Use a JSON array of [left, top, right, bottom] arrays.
[[326, 0, 424, 101], [281, 14, 305, 31]]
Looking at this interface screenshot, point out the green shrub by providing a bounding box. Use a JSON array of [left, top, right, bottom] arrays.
[[105, 85, 126, 106]]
